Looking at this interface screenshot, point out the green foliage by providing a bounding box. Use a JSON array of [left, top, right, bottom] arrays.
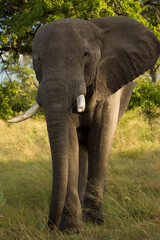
[[0, 54, 38, 120], [141, 0, 160, 38], [0, 0, 159, 57], [129, 76, 160, 112], [0, 79, 37, 120], [0, 80, 14, 119]]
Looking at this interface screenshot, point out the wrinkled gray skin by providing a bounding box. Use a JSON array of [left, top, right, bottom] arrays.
[[32, 16, 160, 232]]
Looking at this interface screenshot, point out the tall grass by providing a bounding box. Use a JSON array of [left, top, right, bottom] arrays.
[[0, 109, 160, 240]]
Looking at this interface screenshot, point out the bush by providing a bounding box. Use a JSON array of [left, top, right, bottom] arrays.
[[0, 79, 37, 120], [129, 76, 160, 111]]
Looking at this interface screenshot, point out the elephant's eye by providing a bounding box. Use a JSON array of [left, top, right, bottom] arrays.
[[83, 51, 89, 57]]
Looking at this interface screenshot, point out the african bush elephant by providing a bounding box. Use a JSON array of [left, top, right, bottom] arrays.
[[8, 16, 160, 232]]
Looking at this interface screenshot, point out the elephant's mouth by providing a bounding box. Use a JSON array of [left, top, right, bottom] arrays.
[[7, 95, 86, 123]]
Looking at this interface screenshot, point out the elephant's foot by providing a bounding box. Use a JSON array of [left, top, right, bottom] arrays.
[[83, 195, 104, 224], [48, 217, 83, 233], [83, 208, 104, 224], [59, 215, 83, 233], [48, 219, 57, 230]]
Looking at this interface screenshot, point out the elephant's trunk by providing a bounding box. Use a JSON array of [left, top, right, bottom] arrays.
[[37, 80, 71, 228], [36, 77, 86, 228], [46, 112, 69, 228]]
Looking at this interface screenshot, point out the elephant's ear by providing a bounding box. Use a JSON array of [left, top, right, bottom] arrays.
[[91, 17, 160, 94]]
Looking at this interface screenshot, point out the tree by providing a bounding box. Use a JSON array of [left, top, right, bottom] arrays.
[[1, 0, 159, 58], [0, 0, 159, 82], [0, 0, 159, 118], [141, 0, 160, 82], [0, 55, 38, 119]]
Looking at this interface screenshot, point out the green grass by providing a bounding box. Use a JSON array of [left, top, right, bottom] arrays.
[[0, 109, 160, 240]]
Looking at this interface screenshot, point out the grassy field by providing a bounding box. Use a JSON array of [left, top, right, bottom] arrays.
[[0, 109, 160, 240]]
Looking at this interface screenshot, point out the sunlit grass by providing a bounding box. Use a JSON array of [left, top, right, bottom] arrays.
[[0, 109, 160, 240]]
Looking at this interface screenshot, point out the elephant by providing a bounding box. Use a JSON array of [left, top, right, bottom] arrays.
[[8, 16, 160, 233]]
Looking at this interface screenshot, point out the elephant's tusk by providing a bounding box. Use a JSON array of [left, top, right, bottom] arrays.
[[7, 102, 41, 123], [77, 95, 86, 113]]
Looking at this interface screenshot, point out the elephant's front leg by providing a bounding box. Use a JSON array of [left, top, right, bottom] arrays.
[[59, 120, 83, 233], [83, 99, 120, 224], [78, 144, 88, 205]]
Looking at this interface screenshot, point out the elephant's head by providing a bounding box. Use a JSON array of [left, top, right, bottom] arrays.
[[33, 18, 103, 113], [8, 17, 160, 228]]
